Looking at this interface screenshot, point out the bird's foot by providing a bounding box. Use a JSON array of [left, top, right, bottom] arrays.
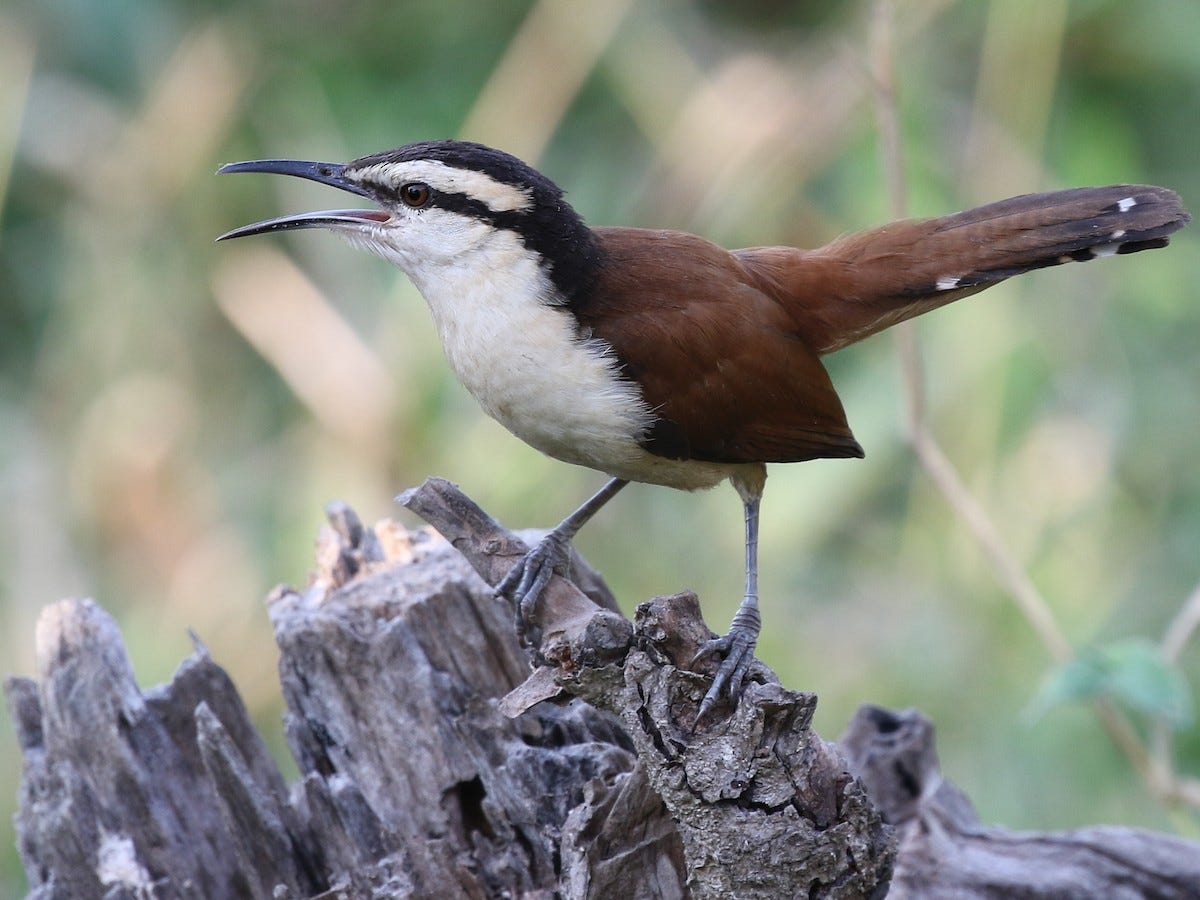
[[692, 605, 761, 719], [496, 530, 572, 642]]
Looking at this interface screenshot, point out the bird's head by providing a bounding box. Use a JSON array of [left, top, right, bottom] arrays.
[[217, 140, 600, 303]]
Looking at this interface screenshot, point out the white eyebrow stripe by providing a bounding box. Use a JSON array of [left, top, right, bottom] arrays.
[[350, 160, 533, 212]]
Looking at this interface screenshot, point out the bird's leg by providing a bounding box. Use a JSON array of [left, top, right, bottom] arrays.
[[694, 492, 763, 718], [497, 477, 628, 634]]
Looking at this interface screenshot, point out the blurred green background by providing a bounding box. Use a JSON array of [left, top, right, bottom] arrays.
[[2, 0, 1199, 892]]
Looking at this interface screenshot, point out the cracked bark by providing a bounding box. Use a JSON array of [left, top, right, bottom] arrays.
[[7, 478, 1200, 898]]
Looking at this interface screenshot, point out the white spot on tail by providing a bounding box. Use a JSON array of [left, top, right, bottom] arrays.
[[1111, 229, 1126, 239], [1091, 242, 1120, 258], [1118, 197, 1137, 212], [935, 275, 961, 291]]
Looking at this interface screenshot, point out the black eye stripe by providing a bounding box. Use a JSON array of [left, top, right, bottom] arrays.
[[388, 185, 532, 231], [369, 173, 602, 308], [427, 188, 497, 220]]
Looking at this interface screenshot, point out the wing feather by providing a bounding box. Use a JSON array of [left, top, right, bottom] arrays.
[[576, 228, 863, 465]]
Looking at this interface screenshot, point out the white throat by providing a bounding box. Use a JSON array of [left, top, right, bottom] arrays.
[[401, 229, 654, 467], [350, 223, 741, 492]]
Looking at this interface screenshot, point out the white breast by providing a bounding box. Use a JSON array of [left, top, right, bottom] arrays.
[[365, 225, 736, 491], [410, 233, 648, 459]]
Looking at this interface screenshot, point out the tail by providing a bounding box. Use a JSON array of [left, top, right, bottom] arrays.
[[743, 185, 1191, 354]]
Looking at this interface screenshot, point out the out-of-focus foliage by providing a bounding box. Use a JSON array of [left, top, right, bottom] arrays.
[[1030, 639, 1194, 728], [2, 0, 1199, 891]]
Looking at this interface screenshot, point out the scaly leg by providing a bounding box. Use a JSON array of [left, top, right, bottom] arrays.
[[497, 477, 628, 631], [694, 490, 763, 718]]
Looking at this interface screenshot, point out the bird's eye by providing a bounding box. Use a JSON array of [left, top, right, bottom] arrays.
[[400, 182, 431, 208]]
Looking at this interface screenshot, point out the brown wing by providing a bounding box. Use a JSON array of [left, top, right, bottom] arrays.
[[578, 227, 863, 465]]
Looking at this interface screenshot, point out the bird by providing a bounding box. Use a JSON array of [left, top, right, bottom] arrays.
[[217, 140, 1190, 717]]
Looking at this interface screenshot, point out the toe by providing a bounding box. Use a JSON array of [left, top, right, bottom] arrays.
[[690, 634, 731, 667], [496, 532, 576, 644], [694, 631, 758, 719], [496, 556, 525, 598]]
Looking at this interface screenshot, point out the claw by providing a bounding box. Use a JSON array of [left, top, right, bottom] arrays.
[[496, 531, 572, 640], [693, 607, 760, 720], [494, 478, 629, 645]]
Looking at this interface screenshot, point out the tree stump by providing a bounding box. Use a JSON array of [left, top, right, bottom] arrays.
[[7, 478, 1200, 898]]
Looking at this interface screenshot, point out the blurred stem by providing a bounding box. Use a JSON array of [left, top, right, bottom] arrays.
[[869, 1, 907, 226], [1152, 579, 1200, 807], [0, 22, 35, 231], [1162, 579, 1200, 664], [870, 0, 1068, 662], [461, 0, 635, 162], [868, 0, 1198, 813]]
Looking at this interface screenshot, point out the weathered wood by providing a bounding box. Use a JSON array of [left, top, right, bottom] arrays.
[[7, 602, 321, 900], [399, 478, 896, 897], [8, 508, 677, 899], [8, 479, 1200, 898], [841, 706, 1200, 899]]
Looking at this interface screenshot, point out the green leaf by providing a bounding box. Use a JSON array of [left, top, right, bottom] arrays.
[[1028, 639, 1194, 728]]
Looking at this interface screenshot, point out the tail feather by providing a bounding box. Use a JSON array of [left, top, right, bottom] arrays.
[[907, 185, 1188, 293], [750, 184, 1191, 354]]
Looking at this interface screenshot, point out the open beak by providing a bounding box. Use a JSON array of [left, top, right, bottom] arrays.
[[215, 158, 390, 241]]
